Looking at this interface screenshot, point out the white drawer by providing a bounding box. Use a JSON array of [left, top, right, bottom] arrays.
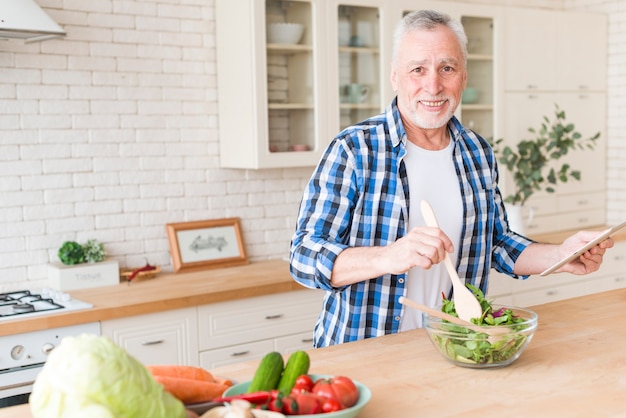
[[199, 340, 275, 369], [274, 331, 315, 354], [491, 294, 514, 306], [524, 213, 563, 235], [198, 290, 321, 351], [513, 280, 587, 307], [524, 195, 558, 217], [557, 208, 606, 230], [101, 307, 198, 366], [557, 191, 605, 212], [588, 275, 626, 295], [486, 271, 514, 297]]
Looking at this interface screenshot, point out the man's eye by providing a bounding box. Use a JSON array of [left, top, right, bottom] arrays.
[[440, 66, 457, 79], [411, 67, 424, 74]]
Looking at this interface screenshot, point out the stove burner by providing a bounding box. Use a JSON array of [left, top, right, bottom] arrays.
[[12, 303, 35, 313]]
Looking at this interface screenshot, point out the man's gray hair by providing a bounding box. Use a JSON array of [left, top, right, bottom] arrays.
[[392, 10, 468, 64]]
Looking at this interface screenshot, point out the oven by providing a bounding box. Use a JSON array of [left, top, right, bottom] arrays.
[[0, 289, 100, 407]]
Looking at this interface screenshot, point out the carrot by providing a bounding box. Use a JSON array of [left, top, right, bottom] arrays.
[[153, 375, 231, 404], [147, 365, 217, 382]]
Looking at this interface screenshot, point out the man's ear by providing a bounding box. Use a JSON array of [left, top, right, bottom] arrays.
[[390, 62, 398, 92]]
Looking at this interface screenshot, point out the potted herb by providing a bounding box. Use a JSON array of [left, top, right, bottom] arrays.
[[49, 239, 119, 290], [491, 104, 600, 231]]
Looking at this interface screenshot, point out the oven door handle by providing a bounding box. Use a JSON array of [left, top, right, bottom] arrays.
[[0, 380, 35, 391]]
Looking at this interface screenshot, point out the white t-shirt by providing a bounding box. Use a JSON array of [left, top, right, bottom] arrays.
[[399, 138, 463, 331]]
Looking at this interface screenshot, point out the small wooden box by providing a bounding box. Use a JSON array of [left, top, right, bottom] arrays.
[[48, 259, 120, 291]]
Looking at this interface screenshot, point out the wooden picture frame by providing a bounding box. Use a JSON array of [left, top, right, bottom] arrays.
[[166, 217, 248, 273]]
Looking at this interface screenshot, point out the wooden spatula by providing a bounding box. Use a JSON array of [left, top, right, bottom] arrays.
[[419, 200, 483, 322]]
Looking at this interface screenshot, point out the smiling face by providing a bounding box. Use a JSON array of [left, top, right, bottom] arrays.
[[390, 24, 467, 132]]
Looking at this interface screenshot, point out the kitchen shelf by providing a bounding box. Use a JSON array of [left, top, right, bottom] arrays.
[[267, 44, 312, 53]]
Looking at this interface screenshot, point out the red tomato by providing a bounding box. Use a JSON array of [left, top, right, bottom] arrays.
[[320, 397, 343, 413], [312, 376, 359, 409], [291, 392, 322, 414], [292, 374, 314, 393]]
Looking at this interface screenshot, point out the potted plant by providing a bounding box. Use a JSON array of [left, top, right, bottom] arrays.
[[490, 104, 600, 232], [48, 239, 119, 291]]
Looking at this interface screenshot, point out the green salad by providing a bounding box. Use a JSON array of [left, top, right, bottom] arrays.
[[432, 285, 531, 365]]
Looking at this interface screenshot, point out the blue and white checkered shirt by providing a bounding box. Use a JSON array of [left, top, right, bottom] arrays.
[[289, 98, 533, 347]]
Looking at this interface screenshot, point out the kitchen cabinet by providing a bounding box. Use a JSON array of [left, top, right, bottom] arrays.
[[331, 1, 386, 131], [501, 7, 607, 234], [215, 0, 389, 169], [504, 9, 606, 92], [197, 290, 321, 368], [101, 307, 199, 366]]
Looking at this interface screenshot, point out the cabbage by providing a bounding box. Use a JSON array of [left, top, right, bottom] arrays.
[[29, 334, 187, 418]]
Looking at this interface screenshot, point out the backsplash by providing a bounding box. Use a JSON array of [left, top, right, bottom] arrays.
[[0, 0, 623, 291]]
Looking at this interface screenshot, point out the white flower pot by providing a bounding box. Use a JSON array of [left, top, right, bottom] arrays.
[[48, 259, 119, 291]]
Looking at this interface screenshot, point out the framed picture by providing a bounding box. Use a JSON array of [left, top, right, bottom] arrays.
[[166, 217, 248, 273]]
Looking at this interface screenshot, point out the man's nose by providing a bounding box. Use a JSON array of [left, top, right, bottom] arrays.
[[423, 71, 444, 94]]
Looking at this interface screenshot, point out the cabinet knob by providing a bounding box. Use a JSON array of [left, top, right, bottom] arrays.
[[230, 350, 250, 357]]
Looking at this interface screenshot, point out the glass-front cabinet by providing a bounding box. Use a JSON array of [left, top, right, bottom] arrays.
[[335, 4, 382, 130], [266, 0, 315, 155], [215, 0, 389, 169]]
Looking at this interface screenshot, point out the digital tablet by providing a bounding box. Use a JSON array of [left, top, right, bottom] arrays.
[[540, 221, 626, 276]]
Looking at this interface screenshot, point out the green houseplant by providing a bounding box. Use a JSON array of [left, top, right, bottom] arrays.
[[491, 104, 600, 207]]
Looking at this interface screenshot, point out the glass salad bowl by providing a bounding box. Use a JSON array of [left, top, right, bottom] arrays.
[[423, 305, 538, 368]]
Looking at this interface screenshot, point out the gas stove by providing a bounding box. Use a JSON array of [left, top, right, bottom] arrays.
[[0, 288, 99, 406], [0, 288, 93, 321]]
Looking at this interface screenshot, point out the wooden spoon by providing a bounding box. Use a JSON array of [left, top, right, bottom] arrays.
[[399, 296, 509, 340], [419, 200, 483, 322]]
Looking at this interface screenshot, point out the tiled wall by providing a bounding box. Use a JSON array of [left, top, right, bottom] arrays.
[[0, 0, 621, 291]]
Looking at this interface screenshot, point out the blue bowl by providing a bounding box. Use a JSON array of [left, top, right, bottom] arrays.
[[222, 374, 371, 418]]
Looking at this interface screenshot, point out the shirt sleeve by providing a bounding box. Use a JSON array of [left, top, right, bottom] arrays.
[[289, 137, 355, 292]]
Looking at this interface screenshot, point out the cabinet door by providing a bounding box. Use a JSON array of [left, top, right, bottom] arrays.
[[552, 92, 606, 195], [557, 11, 607, 91], [330, 1, 385, 132], [199, 340, 275, 369], [197, 290, 321, 351], [216, 0, 329, 169], [101, 307, 199, 366], [504, 7, 558, 91]]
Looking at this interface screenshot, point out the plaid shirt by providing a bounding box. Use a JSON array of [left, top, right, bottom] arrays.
[[289, 98, 533, 347]]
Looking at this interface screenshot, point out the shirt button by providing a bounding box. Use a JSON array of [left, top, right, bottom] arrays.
[[395, 316, 401, 321], [398, 278, 404, 284]]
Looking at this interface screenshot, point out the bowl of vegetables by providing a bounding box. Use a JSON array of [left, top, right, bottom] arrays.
[[221, 374, 371, 418], [423, 287, 538, 368]]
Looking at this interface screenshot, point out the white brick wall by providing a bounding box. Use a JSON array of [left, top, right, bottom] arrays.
[[0, 0, 622, 291]]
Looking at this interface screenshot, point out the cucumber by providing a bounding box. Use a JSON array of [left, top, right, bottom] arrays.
[[247, 351, 284, 393], [276, 350, 311, 394]]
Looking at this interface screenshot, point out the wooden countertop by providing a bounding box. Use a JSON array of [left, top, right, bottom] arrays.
[[4, 288, 626, 417], [2, 225, 623, 337], [0, 259, 301, 337]]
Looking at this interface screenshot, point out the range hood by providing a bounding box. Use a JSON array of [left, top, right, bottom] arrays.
[[0, 0, 65, 42]]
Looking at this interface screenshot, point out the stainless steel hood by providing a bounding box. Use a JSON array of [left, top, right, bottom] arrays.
[[0, 0, 65, 42]]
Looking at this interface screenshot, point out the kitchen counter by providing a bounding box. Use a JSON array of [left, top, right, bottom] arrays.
[[0, 259, 300, 337], [3, 224, 623, 337], [3, 287, 626, 417]]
